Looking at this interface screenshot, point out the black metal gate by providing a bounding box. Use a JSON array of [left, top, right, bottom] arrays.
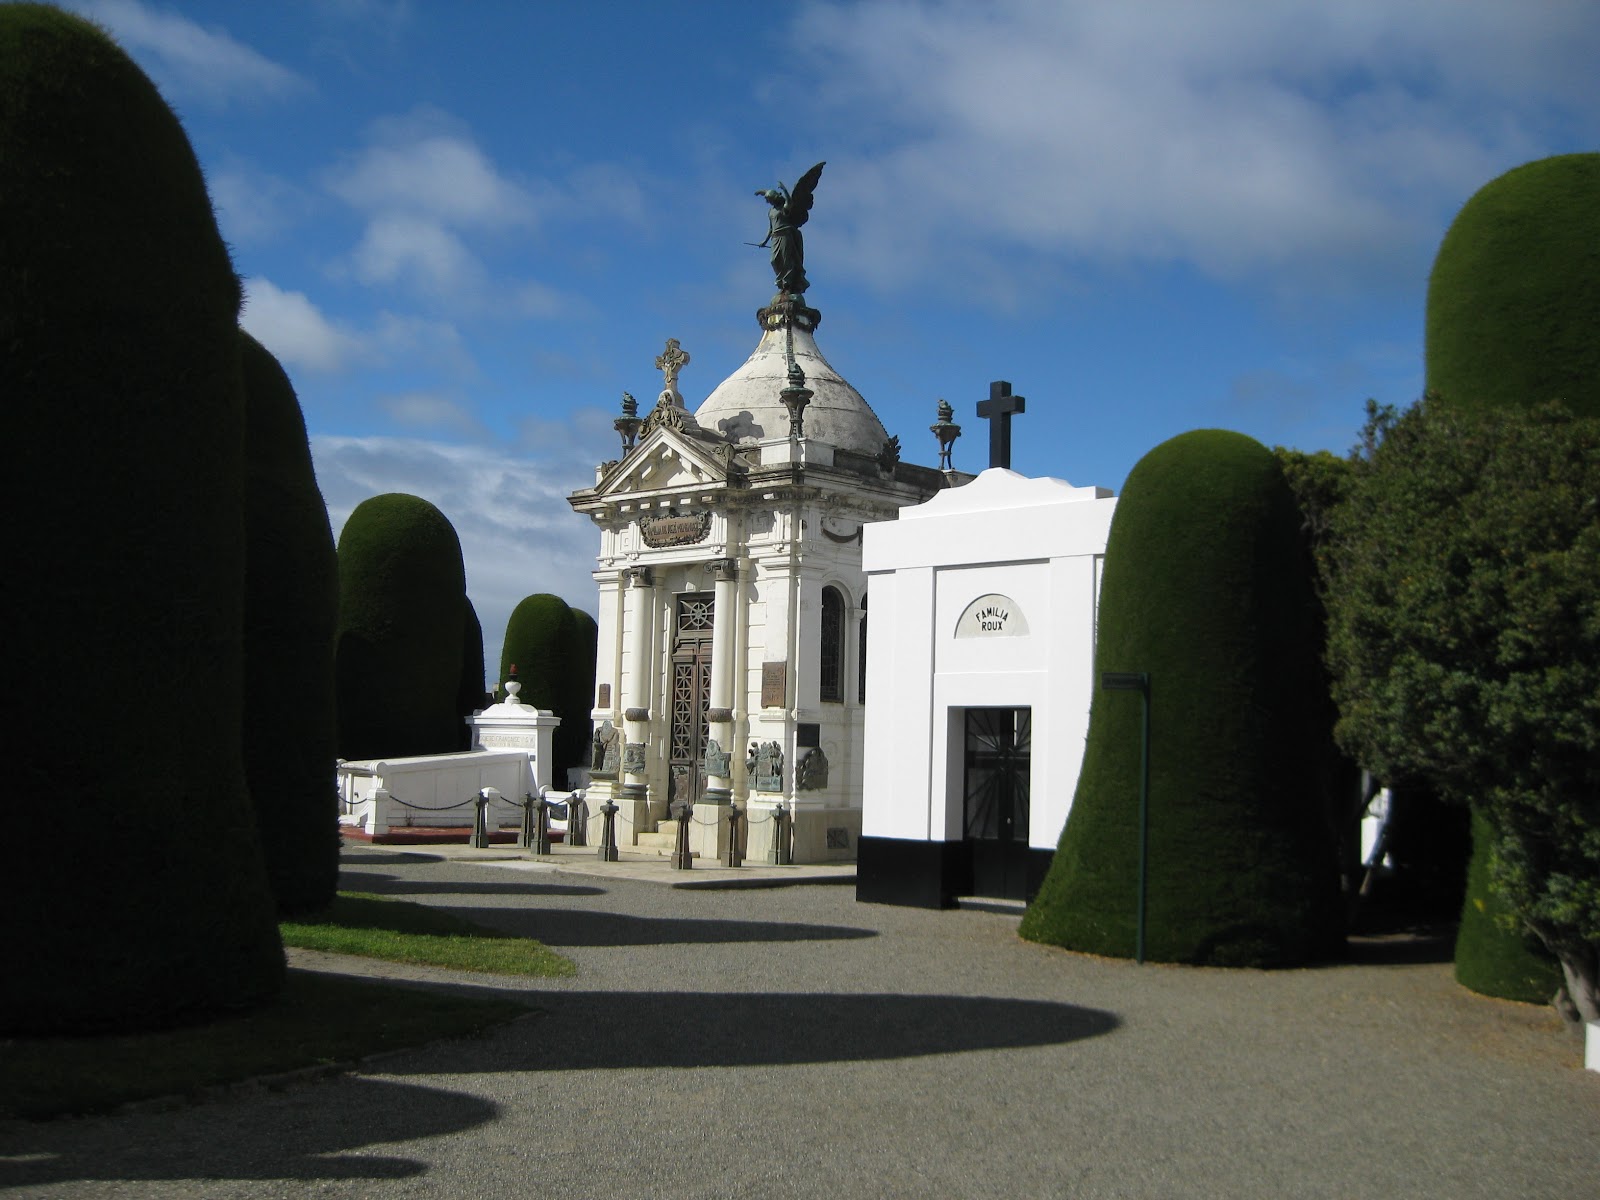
[[964, 707, 1032, 900], [668, 594, 714, 809]]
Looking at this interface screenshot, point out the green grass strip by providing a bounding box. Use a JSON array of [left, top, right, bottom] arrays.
[[1, 971, 532, 1120], [280, 891, 576, 978]]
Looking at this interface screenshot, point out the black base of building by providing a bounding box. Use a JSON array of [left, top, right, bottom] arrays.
[[857, 837, 1057, 909]]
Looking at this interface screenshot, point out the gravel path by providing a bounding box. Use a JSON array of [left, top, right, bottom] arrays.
[[3, 846, 1595, 1199]]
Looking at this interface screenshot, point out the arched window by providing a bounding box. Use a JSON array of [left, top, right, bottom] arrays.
[[858, 594, 868, 703], [819, 586, 845, 703]]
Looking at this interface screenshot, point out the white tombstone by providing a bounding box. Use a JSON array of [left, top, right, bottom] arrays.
[[857, 467, 1116, 906]]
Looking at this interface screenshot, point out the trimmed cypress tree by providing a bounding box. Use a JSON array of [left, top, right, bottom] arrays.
[[500, 594, 579, 787], [1454, 811, 1563, 1004], [240, 330, 340, 915], [1020, 430, 1340, 967], [560, 607, 599, 778], [456, 597, 486, 749], [335, 494, 467, 760], [1426, 153, 1600, 419], [1, 5, 283, 1031]]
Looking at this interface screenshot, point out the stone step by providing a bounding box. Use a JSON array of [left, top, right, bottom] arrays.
[[635, 832, 676, 850]]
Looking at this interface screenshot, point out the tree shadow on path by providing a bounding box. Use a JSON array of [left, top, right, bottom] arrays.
[[449, 903, 878, 947]]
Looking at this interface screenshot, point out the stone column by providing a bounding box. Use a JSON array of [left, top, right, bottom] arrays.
[[702, 558, 740, 808], [619, 565, 655, 839]]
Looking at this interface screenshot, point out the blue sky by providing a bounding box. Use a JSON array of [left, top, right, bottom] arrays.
[[65, 0, 1598, 680]]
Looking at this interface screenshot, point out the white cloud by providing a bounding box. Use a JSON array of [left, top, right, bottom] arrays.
[[75, 0, 308, 107], [209, 162, 310, 244], [791, 0, 1600, 296], [312, 436, 603, 680], [348, 213, 486, 295], [326, 108, 542, 229], [377, 392, 486, 437], [241, 277, 363, 373]]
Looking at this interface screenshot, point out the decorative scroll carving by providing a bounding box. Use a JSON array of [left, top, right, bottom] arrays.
[[796, 746, 829, 791], [590, 720, 622, 779], [622, 742, 647, 775], [703, 738, 732, 779], [643, 401, 687, 434], [877, 435, 901, 472], [641, 510, 710, 548], [624, 707, 650, 723], [705, 707, 733, 723], [748, 741, 784, 792]]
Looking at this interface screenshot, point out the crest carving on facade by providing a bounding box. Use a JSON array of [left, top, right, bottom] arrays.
[[747, 740, 784, 792], [796, 746, 829, 791]]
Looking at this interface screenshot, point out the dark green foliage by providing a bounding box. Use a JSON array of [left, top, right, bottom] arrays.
[[456, 598, 486, 749], [335, 494, 467, 760], [561, 608, 599, 777], [240, 331, 340, 916], [1426, 153, 1600, 419], [1455, 812, 1563, 1004], [1326, 397, 1600, 1017], [1, 6, 283, 1031], [1021, 431, 1341, 966], [499, 594, 587, 787]]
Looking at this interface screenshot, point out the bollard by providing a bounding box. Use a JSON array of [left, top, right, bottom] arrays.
[[724, 801, 744, 868], [567, 791, 588, 847], [531, 792, 552, 856], [671, 799, 694, 870], [470, 790, 491, 849], [597, 799, 620, 862], [768, 802, 791, 865], [519, 792, 536, 850]]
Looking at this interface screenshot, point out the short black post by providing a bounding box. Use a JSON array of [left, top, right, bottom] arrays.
[[519, 792, 536, 850], [724, 801, 744, 868], [597, 799, 620, 862], [531, 793, 552, 856], [671, 799, 694, 870], [470, 790, 490, 849], [768, 803, 791, 866], [567, 792, 588, 847]]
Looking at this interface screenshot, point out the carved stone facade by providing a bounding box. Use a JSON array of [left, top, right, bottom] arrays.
[[569, 325, 962, 863]]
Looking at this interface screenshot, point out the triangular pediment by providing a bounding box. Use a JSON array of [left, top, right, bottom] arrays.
[[587, 425, 738, 502]]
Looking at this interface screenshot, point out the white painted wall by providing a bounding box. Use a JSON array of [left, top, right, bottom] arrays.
[[862, 469, 1116, 850]]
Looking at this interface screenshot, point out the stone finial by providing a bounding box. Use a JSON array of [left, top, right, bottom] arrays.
[[504, 664, 523, 705], [931, 398, 962, 471]]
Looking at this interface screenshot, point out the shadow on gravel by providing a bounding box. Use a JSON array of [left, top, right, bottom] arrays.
[[338, 871, 607, 899], [383, 988, 1119, 1071], [450, 905, 877, 947], [0, 1078, 497, 1191], [338, 850, 444, 865]]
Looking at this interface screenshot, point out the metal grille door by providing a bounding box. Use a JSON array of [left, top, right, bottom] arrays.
[[964, 707, 1032, 899], [668, 595, 714, 808]]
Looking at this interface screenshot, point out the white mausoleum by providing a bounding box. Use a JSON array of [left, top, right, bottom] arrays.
[[568, 293, 954, 862], [857, 467, 1117, 906]]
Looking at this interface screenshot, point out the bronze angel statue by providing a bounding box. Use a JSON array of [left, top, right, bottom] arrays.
[[755, 161, 825, 295]]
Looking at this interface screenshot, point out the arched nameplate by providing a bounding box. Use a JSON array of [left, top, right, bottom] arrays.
[[955, 593, 1029, 638]]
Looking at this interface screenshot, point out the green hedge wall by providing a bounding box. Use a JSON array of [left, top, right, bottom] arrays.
[[500, 594, 583, 787], [1454, 811, 1563, 1003], [240, 330, 340, 915], [1, 5, 283, 1032], [335, 494, 467, 760], [1020, 430, 1341, 966], [457, 597, 486, 749], [1426, 153, 1600, 419]]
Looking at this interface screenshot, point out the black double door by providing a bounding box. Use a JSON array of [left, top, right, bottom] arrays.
[[964, 707, 1032, 900]]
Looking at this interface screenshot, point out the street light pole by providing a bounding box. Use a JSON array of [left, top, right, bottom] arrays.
[[1101, 671, 1151, 964]]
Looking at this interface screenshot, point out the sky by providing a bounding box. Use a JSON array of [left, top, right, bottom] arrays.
[[62, 0, 1599, 683]]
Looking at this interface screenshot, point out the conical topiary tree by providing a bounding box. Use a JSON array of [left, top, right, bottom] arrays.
[[560, 607, 599, 778], [335, 494, 467, 760], [499, 594, 585, 788], [1426, 152, 1600, 419], [1454, 811, 1562, 1003], [1020, 430, 1341, 967], [240, 330, 340, 915], [1, 5, 283, 1032]]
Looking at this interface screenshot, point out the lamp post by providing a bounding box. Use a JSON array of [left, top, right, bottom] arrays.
[[1101, 671, 1150, 964]]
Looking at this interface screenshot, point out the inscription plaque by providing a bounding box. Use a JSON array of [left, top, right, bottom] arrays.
[[796, 722, 820, 748], [704, 738, 732, 778], [797, 746, 829, 790], [622, 742, 646, 774], [590, 720, 622, 779], [747, 740, 784, 792], [761, 661, 787, 708], [597, 683, 611, 708], [641, 511, 710, 548]]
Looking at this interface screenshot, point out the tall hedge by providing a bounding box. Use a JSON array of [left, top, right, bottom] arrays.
[[1454, 811, 1563, 1003], [1, 5, 283, 1031], [561, 607, 599, 777], [499, 594, 586, 788], [240, 330, 339, 915], [456, 597, 486, 749], [1020, 430, 1340, 966], [1426, 153, 1600, 419], [335, 494, 467, 760]]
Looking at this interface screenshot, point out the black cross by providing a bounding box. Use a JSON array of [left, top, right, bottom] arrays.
[[975, 380, 1026, 469]]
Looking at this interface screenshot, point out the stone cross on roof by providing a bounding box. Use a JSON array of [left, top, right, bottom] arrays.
[[655, 338, 690, 403], [976, 380, 1026, 469]]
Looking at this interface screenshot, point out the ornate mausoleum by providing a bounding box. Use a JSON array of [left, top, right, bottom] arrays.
[[568, 172, 957, 861]]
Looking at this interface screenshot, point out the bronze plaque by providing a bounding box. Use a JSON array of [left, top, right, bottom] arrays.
[[597, 683, 611, 708], [640, 511, 710, 548], [761, 661, 787, 708]]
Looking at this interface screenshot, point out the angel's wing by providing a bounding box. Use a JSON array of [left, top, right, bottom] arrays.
[[785, 161, 826, 224]]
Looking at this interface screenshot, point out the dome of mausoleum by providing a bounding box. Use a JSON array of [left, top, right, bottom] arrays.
[[694, 299, 891, 457]]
